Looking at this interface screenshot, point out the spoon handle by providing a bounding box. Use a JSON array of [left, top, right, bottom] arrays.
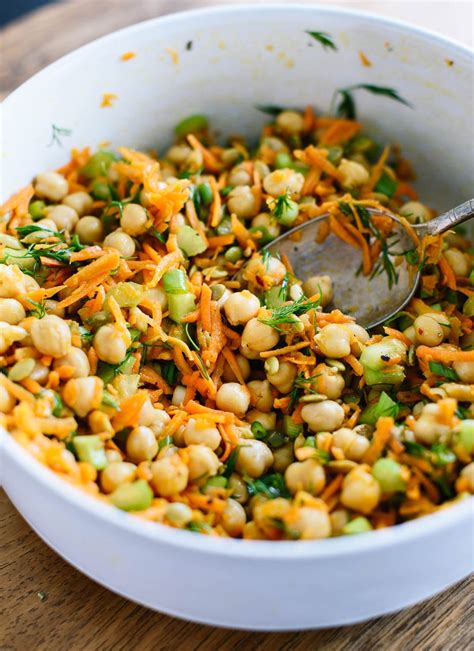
[[414, 198, 474, 237]]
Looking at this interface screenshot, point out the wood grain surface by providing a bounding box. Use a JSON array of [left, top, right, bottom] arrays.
[[0, 1, 472, 649]]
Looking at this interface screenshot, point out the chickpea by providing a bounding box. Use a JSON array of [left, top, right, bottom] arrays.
[[399, 201, 431, 224], [0, 298, 25, 325], [46, 205, 79, 232], [30, 362, 50, 385], [222, 353, 251, 383], [165, 502, 193, 527], [183, 418, 221, 450], [276, 110, 304, 135], [227, 473, 249, 504], [315, 323, 352, 358], [187, 445, 221, 481], [0, 264, 30, 298], [216, 382, 250, 417], [243, 521, 266, 540], [253, 498, 291, 537], [235, 438, 273, 478], [53, 346, 90, 378], [171, 385, 186, 406], [341, 467, 381, 514], [221, 498, 247, 537], [120, 203, 148, 236], [266, 361, 297, 394], [101, 461, 137, 493], [332, 427, 370, 461], [227, 186, 260, 219], [105, 448, 122, 464], [302, 275, 333, 307], [246, 409, 277, 431], [290, 506, 331, 540], [459, 463, 474, 493], [272, 443, 295, 473], [63, 191, 93, 216], [35, 218, 57, 231], [413, 403, 451, 445], [42, 299, 64, 318], [312, 363, 345, 400], [75, 216, 104, 244], [34, 171, 68, 201], [224, 290, 260, 326], [301, 400, 345, 433], [338, 158, 370, 189], [103, 229, 136, 257], [241, 318, 279, 355], [251, 213, 281, 239], [229, 164, 252, 187], [345, 322, 370, 348], [453, 361, 474, 384], [330, 508, 350, 535], [93, 324, 131, 364], [285, 459, 326, 495], [126, 426, 159, 463], [444, 248, 470, 277], [263, 169, 304, 197], [413, 313, 445, 347], [150, 454, 189, 496], [146, 286, 167, 311], [166, 144, 193, 165], [247, 380, 274, 412], [0, 323, 27, 354], [63, 376, 103, 417], [0, 384, 16, 412], [31, 315, 71, 358]]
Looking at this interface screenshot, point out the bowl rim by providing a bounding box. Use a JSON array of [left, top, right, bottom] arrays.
[[1, 3, 473, 560], [1, 1, 473, 109]]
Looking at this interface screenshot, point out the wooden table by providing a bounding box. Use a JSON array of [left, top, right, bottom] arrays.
[[0, 2, 472, 648]]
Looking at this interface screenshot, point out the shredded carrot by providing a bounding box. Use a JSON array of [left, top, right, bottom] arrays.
[[383, 327, 412, 347], [111, 392, 148, 431], [417, 346, 474, 363], [260, 342, 310, 358], [320, 120, 361, 146], [222, 348, 246, 385], [120, 51, 136, 61], [199, 284, 212, 333], [206, 234, 235, 248], [359, 50, 372, 67], [320, 474, 344, 502], [0, 375, 35, 404], [208, 176, 222, 228], [362, 145, 390, 194], [362, 417, 394, 464], [147, 250, 183, 287], [187, 134, 222, 173], [439, 255, 457, 290]]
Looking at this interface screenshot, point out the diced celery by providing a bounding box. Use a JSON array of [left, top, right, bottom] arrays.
[[110, 479, 153, 511], [163, 269, 188, 294], [459, 420, 474, 455], [274, 152, 293, 169], [175, 114, 208, 138], [265, 286, 286, 309], [73, 435, 108, 470], [2, 248, 36, 270], [282, 415, 303, 438], [177, 225, 207, 256], [360, 391, 399, 425], [168, 293, 196, 323], [372, 458, 406, 493], [342, 516, 373, 535], [106, 282, 144, 308], [463, 295, 474, 317]]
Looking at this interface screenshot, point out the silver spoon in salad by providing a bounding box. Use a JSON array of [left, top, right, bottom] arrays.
[[263, 198, 474, 328]]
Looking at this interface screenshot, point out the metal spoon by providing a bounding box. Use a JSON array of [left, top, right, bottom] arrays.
[[264, 198, 474, 328]]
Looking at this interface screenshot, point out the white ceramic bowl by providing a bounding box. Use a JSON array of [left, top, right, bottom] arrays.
[[0, 4, 473, 631]]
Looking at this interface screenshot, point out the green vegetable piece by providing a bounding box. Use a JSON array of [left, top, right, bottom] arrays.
[[197, 182, 213, 207], [158, 435, 174, 451], [264, 285, 287, 309], [110, 479, 153, 511], [28, 200, 46, 220], [81, 151, 117, 179], [251, 421, 268, 440], [347, 135, 375, 154], [177, 225, 207, 256], [342, 516, 373, 535], [91, 180, 112, 200], [428, 361, 459, 381], [73, 435, 108, 470], [431, 443, 456, 466], [325, 146, 343, 165], [304, 436, 316, 448], [360, 391, 400, 425], [249, 225, 274, 245], [107, 282, 144, 308], [372, 458, 406, 493], [458, 420, 474, 455], [175, 114, 208, 138], [272, 193, 299, 226], [374, 171, 398, 197], [469, 269, 474, 286], [168, 293, 196, 323], [274, 152, 293, 169], [2, 248, 36, 270], [163, 269, 188, 294], [224, 246, 243, 263], [216, 216, 232, 235], [282, 414, 303, 438], [206, 476, 228, 488], [463, 295, 474, 317], [360, 338, 406, 386]]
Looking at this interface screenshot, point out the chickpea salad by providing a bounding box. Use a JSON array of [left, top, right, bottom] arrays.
[[0, 106, 473, 541]]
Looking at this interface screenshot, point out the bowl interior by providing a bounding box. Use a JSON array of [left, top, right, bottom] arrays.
[[1, 4, 473, 214]]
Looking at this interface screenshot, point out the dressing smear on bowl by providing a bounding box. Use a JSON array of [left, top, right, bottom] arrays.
[[0, 100, 472, 541]]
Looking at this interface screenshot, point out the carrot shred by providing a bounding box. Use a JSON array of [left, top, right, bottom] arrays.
[[362, 416, 394, 464], [111, 392, 148, 431], [199, 284, 212, 333]]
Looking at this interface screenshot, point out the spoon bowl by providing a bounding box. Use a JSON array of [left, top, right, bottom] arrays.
[[264, 199, 474, 328]]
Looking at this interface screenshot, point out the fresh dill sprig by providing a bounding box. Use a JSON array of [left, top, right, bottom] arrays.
[[259, 295, 321, 332], [306, 30, 337, 51]]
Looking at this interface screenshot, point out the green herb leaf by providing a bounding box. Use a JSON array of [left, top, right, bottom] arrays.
[[259, 294, 321, 332], [360, 391, 400, 425], [332, 85, 411, 119], [246, 473, 290, 499], [160, 361, 178, 386], [431, 443, 456, 466], [48, 124, 72, 148], [255, 105, 287, 116], [250, 421, 268, 440], [223, 445, 241, 478], [429, 361, 459, 381], [306, 30, 337, 51], [374, 171, 398, 197], [158, 435, 174, 451], [404, 441, 426, 457]]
